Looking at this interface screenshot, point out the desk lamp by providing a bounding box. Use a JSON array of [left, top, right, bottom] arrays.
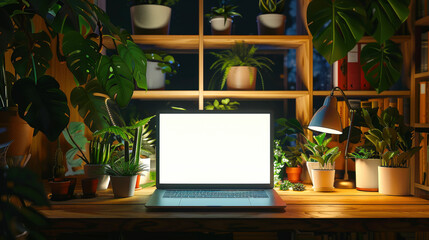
[[308, 87, 356, 189]]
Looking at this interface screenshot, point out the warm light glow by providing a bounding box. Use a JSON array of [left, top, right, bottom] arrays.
[[308, 126, 342, 135]]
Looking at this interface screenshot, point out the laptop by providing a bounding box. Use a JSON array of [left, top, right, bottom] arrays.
[[145, 111, 285, 209]]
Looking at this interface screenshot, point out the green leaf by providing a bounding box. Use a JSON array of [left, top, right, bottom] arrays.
[[0, 0, 18, 7], [307, 0, 366, 64], [339, 126, 362, 144], [313, 132, 326, 146], [97, 55, 134, 108], [360, 41, 403, 93], [118, 41, 147, 90], [366, 0, 410, 43], [0, 8, 14, 53], [70, 80, 111, 132], [93, 126, 132, 141], [62, 31, 101, 85], [11, 76, 70, 141]]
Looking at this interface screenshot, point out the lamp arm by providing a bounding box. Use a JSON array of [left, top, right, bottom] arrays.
[[330, 87, 352, 110]]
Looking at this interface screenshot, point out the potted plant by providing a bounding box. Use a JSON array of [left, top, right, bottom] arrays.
[[209, 41, 273, 90], [349, 146, 380, 192], [362, 108, 421, 195], [106, 157, 145, 198], [284, 145, 303, 183], [301, 133, 341, 191], [205, 98, 240, 110], [144, 51, 177, 90], [205, 1, 242, 35], [257, 0, 286, 35], [129, 0, 179, 34]]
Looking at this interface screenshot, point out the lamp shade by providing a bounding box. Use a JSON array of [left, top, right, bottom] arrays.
[[308, 96, 342, 135]]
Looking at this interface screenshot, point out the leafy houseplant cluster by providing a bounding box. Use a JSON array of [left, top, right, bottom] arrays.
[[301, 133, 341, 170], [209, 41, 273, 90], [307, 0, 409, 93], [205, 98, 239, 110], [1, 0, 148, 142], [258, 0, 285, 14], [205, 1, 242, 24], [129, 0, 179, 6]]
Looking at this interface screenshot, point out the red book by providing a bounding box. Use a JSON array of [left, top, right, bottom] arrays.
[[333, 57, 347, 90], [347, 45, 360, 90], [359, 43, 371, 90], [420, 82, 427, 123]]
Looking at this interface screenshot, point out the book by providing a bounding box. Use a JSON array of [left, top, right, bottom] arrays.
[[403, 97, 410, 124], [347, 45, 360, 90], [388, 98, 397, 108], [397, 97, 404, 116], [421, 32, 428, 73], [359, 43, 371, 90], [383, 98, 389, 111], [420, 82, 427, 123], [417, 0, 426, 19], [333, 57, 347, 90]]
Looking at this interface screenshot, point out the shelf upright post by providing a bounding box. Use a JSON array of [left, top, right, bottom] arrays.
[[198, 0, 204, 110]]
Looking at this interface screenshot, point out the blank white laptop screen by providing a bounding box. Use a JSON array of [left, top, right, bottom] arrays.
[[158, 113, 271, 184]]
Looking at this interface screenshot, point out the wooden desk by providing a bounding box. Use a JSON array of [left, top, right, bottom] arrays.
[[39, 186, 429, 237]]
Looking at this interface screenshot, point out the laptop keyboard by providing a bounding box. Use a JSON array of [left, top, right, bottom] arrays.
[[163, 190, 269, 198]]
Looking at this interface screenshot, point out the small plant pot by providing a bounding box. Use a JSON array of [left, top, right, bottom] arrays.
[[84, 164, 110, 190], [49, 179, 71, 200], [227, 66, 257, 90], [64, 178, 77, 198], [135, 175, 141, 189], [146, 61, 166, 90], [312, 169, 335, 192], [130, 4, 171, 35], [256, 14, 286, 35], [210, 17, 232, 35], [378, 166, 410, 196], [285, 167, 302, 183], [111, 175, 138, 198], [81, 178, 98, 198], [356, 158, 381, 191]]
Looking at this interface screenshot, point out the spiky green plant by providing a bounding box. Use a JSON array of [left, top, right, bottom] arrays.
[[209, 41, 273, 90], [89, 135, 113, 165], [205, 3, 242, 24], [205, 98, 240, 110], [259, 0, 285, 14], [301, 133, 341, 169], [292, 183, 305, 191], [105, 157, 146, 176]]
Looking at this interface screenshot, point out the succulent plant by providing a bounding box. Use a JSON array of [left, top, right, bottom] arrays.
[[279, 180, 293, 190], [292, 183, 305, 191]]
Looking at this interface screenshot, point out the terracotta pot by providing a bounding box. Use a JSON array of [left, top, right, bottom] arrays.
[[227, 66, 257, 90], [82, 178, 98, 197], [356, 158, 381, 191], [130, 4, 171, 34], [378, 166, 410, 196], [312, 169, 335, 192], [210, 17, 232, 35], [285, 167, 302, 183], [146, 61, 166, 90], [135, 175, 141, 189], [111, 175, 137, 198], [257, 14, 286, 35], [84, 164, 110, 190], [0, 109, 33, 161], [64, 178, 77, 197], [49, 179, 71, 198]]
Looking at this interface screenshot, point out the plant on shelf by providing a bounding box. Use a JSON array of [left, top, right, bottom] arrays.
[[349, 146, 380, 192], [362, 107, 420, 195], [144, 51, 178, 89], [283, 145, 304, 183], [306, 0, 410, 93], [205, 0, 242, 35], [301, 133, 341, 191], [0, 0, 148, 144], [130, 0, 179, 6], [257, 0, 286, 35], [208, 41, 273, 90], [349, 147, 377, 160], [205, 98, 240, 110]]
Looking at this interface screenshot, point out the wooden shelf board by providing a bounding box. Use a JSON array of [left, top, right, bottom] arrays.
[[131, 90, 199, 100], [203, 35, 310, 49], [416, 16, 429, 26], [313, 90, 410, 97], [203, 91, 309, 99], [359, 35, 411, 44], [415, 72, 429, 80], [415, 183, 429, 192], [104, 35, 200, 50], [413, 123, 429, 128]]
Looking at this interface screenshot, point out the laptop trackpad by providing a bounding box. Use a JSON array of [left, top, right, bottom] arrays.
[[179, 198, 251, 206]]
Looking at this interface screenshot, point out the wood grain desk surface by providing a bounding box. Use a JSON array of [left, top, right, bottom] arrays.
[[39, 186, 429, 233]]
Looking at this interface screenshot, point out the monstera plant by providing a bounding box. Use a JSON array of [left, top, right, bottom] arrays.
[[307, 0, 409, 93], [0, 0, 147, 141]]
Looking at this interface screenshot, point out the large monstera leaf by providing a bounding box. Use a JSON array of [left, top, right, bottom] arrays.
[[118, 41, 147, 90], [307, 0, 366, 64], [366, 0, 409, 44], [11, 31, 52, 79], [0, 8, 13, 53], [11, 76, 70, 141], [97, 55, 134, 108], [70, 80, 111, 132], [62, 31, 101, 85], [360, 40, 402, 93]]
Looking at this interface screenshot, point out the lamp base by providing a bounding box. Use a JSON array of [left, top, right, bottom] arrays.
[[334, 179, 356, 189]]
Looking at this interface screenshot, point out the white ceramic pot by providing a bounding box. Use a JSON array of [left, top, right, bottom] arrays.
[[355, 158, 381, 191], [210, 17, 232, 35], [306, 161, 334, 184], [146, 61, 166, 89], [227, 66, 257, 90], [111, 175, 138, 198], [130, 4, 171, 34], [84, 164, 110, 190], [378, 166, 410, 196], [312, 169, 335, 192], [256, 14, 286, 35]]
